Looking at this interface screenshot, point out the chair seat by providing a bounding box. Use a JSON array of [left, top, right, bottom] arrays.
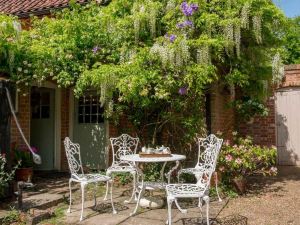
[[179, 167, 204, 174], [107, 165, 137, 173], [73, 174, 111, 183], [138, 181, 167, 190], [166, 184, 206, 198]]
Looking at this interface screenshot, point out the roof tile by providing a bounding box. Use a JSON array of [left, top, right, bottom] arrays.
[[0, 0, 89, 17]]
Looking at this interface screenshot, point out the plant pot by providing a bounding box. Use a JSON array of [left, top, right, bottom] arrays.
[[16, 168, 33, 182], [210, 171, 222, 187], [233, 177, 246, 194]]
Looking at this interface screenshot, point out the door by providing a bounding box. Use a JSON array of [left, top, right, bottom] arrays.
[[73, 93, 106, 170], [30, 87, 55, 170], [276, 88, 300, 165]]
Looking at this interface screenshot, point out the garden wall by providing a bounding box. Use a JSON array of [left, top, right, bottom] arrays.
[[238, 64, 300, 147]]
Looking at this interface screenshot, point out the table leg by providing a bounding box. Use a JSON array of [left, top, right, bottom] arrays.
[[165, 160, 180, 184]]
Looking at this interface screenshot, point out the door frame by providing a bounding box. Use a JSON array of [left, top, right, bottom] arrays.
[[275, 86, 300, 165], [31, 82, 61, 170], [68, 90, 110, 168]]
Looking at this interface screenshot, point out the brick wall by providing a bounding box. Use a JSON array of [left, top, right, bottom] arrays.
[[210, 82, 235, 141], [60, 88, 69, 171], [238, 97, 276, 147], [10, 93, 30, 149], [238, 64, 300, 147], [280, 64, 300, 88]]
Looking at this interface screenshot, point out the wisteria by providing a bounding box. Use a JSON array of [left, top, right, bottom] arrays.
[[241, 2, 250, 29], [272, 53, 284, 84], [92, 46, 100, 54], [180, 1, 198, 16], [165, 34, 177, 43], [176, 20, 193, 29], [253, 15, 262, 43], [178, 87, 188, 95]]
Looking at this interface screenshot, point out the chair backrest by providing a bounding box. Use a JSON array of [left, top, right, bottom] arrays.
[[110, 134, 139, 165], [195, 134, 223, 189], [64, 137, 84, 178]]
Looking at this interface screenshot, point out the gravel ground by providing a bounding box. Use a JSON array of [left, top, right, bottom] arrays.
[[218, 166, 300, 225]]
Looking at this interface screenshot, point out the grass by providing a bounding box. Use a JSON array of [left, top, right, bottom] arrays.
[[39, 203, 68, 225]]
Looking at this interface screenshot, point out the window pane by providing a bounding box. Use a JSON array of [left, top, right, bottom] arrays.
[[98, 115, 104, 123], [91, 105, 97, 114], [91, 115, 97, 123], [41, 106, 50, 118], [85, 115, 91, 123], [41, 92, 50, 105], [85, 105, 90, 114]]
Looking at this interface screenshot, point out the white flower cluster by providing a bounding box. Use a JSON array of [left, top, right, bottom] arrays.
[[223, 23, 234, 53], [234, 24, 241, 58], [166, 0, 175, 12], [197, 45, 210, 64], [149, 7, 157, 38], [272, 53, 284, 84], [241, 3, 250, 29], [253, 15, 262, 44], [150, 37, 190, 68]]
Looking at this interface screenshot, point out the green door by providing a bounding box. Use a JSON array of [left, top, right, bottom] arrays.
[[73, 94, 106, 170], [30, 87, 55, 170]]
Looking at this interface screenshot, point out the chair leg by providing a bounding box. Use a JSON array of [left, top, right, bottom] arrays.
[[130, 184, 144, 216], [109, 180, 117, 214], [80, 183, 86, 222], [174, 199, 187, 214], [215, 172, 222, 202], [67, 179, 72, 213], [125, 171, 137, 204], [94, 183, 98, 208], [104, 172, 111, 201], [203, 196, 210, 225], [166, 197, 174, 225]]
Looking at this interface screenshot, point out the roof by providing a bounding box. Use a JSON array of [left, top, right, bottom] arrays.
[[0, 0, 90, 18]]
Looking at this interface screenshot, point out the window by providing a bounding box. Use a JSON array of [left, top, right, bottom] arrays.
[[31, 91, 50, 119], [78, 95, 104, 124]]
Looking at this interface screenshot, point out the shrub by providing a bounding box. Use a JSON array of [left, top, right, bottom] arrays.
[[218, 133, 277, 184], [0, 154, 18, 198]]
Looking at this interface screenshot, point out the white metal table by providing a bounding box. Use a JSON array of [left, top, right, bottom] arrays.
[[120, 154, 186, 215]]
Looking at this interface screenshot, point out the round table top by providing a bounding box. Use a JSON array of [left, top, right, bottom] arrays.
[[120, 154, 186, 163]]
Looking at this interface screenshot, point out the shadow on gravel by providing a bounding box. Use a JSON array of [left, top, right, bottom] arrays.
[[181, 214, 247, 225], [245, 166, 300, 197]]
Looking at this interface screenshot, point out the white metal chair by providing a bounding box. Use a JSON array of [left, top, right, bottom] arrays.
[[103, 134, 139, 203], [166, 134, 223, 225], [64, 137, 117, 221], [178, 134, 223, 202]]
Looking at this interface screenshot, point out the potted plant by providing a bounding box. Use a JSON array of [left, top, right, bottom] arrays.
[[218, 132, 277, 194], [13, 147, 37, 182]]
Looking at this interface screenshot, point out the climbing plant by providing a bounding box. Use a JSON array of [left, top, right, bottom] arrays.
[[0, 0, 288, 152]]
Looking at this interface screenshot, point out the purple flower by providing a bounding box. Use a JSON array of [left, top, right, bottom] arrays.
[[169, 34, 177, 43], [184, 20, 193, 26], [176, 20, 193, 29], [178, 87, 187, 95], [180, 2, 198, 16], [176, 22, 185, 29], [31, 146, 38, 153], [92, 46, 100, 54], [190, 3, 199, 11]]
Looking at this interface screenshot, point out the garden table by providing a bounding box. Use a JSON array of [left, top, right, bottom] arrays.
[[120, 154, 186, 216]]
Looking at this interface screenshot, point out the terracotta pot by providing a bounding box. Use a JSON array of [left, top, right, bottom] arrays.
[[16, 168, 33, 182], [210, 171, 222, 186], [233, 177, 247, 194]]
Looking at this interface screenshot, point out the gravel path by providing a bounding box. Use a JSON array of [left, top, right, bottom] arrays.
[[218, 166, 300, 225]]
